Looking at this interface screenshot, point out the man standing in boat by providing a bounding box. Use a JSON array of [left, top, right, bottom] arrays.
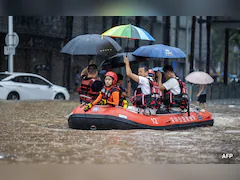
[[156, 65, 188, 113], [78, 60, 104, 104], [124, 56, 158, 115]]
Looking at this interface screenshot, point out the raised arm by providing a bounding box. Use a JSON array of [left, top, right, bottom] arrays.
[[80, 60, 95, 76], [124, 56, 139, 83], [156, 71, 166, 91]]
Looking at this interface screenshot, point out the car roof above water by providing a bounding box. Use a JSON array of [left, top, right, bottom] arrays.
[[0, 72, 38, 76]]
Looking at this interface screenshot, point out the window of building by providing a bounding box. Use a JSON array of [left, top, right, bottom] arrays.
[[156, 16, 163, 23], [179, 16, 187, 28]]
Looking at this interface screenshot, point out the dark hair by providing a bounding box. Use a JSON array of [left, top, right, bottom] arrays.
[[163, 65, 174, 73], [117, 73, 123, 81], [88, 64, 98, 74], [138, 66, 148, 72]]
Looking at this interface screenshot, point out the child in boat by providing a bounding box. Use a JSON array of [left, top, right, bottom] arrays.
[[84, 71, 120, 111]]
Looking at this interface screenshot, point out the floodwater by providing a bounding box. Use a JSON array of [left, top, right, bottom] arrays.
[[0, 100, 239, 164]]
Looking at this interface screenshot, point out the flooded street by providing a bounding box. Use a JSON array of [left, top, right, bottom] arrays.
[[0, 100, 239, 164]]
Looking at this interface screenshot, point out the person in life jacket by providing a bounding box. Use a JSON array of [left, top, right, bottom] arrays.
[[77, 61, 104, 104], [156, 65, 189, 113], [116, 73, 131, 109], [84, 71, 120, 111], [148, 69, 163, 106], [148, 69, 156, 80], [124, 56, 159, 115]]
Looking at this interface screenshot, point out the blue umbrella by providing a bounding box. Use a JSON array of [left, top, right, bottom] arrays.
[[132, 44, 186, 59]]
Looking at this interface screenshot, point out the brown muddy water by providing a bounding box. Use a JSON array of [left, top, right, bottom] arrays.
[[0, 100, 239, 164]]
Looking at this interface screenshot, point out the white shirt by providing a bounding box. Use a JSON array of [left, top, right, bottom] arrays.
[[138, 76, 151, 95], [163, 78, 181, 95]]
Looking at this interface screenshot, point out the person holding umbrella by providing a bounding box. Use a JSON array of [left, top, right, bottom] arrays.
[[124, 56, 159, 115], [185, 71, 214, 109], [148, 69, 156, 80], [156, 65, 188, 113]]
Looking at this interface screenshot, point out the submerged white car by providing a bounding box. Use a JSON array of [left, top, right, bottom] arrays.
[[0, 72, 70, 100]]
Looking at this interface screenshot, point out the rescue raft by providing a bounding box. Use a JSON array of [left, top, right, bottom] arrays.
[[68, 105, 214, 130]]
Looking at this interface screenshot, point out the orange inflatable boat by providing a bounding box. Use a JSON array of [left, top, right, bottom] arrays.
[[68, 105, 214, 130]]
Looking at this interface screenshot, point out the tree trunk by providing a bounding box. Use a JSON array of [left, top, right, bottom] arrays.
[[163, 16, 170, 65], [190, 16, 196, 73], [206, 16, 211, 74], [63, 16, 73, 90], [224, 28, 229, 85]]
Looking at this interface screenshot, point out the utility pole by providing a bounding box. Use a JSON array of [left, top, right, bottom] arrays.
[[8, 16, 13, 72], [4, 16, 19, 73]]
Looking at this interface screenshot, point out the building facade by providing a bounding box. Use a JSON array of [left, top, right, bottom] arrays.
[[0, 16, 208, 90]]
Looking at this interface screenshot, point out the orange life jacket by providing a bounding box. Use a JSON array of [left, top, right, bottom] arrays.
[[163, 77, 189, 110], [100, 85, 120, 104], [78, 77, 99, 103]]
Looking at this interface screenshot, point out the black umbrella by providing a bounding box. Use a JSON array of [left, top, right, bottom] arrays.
[[60, 34, 122, 56], [101, 52, 146, 70]]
